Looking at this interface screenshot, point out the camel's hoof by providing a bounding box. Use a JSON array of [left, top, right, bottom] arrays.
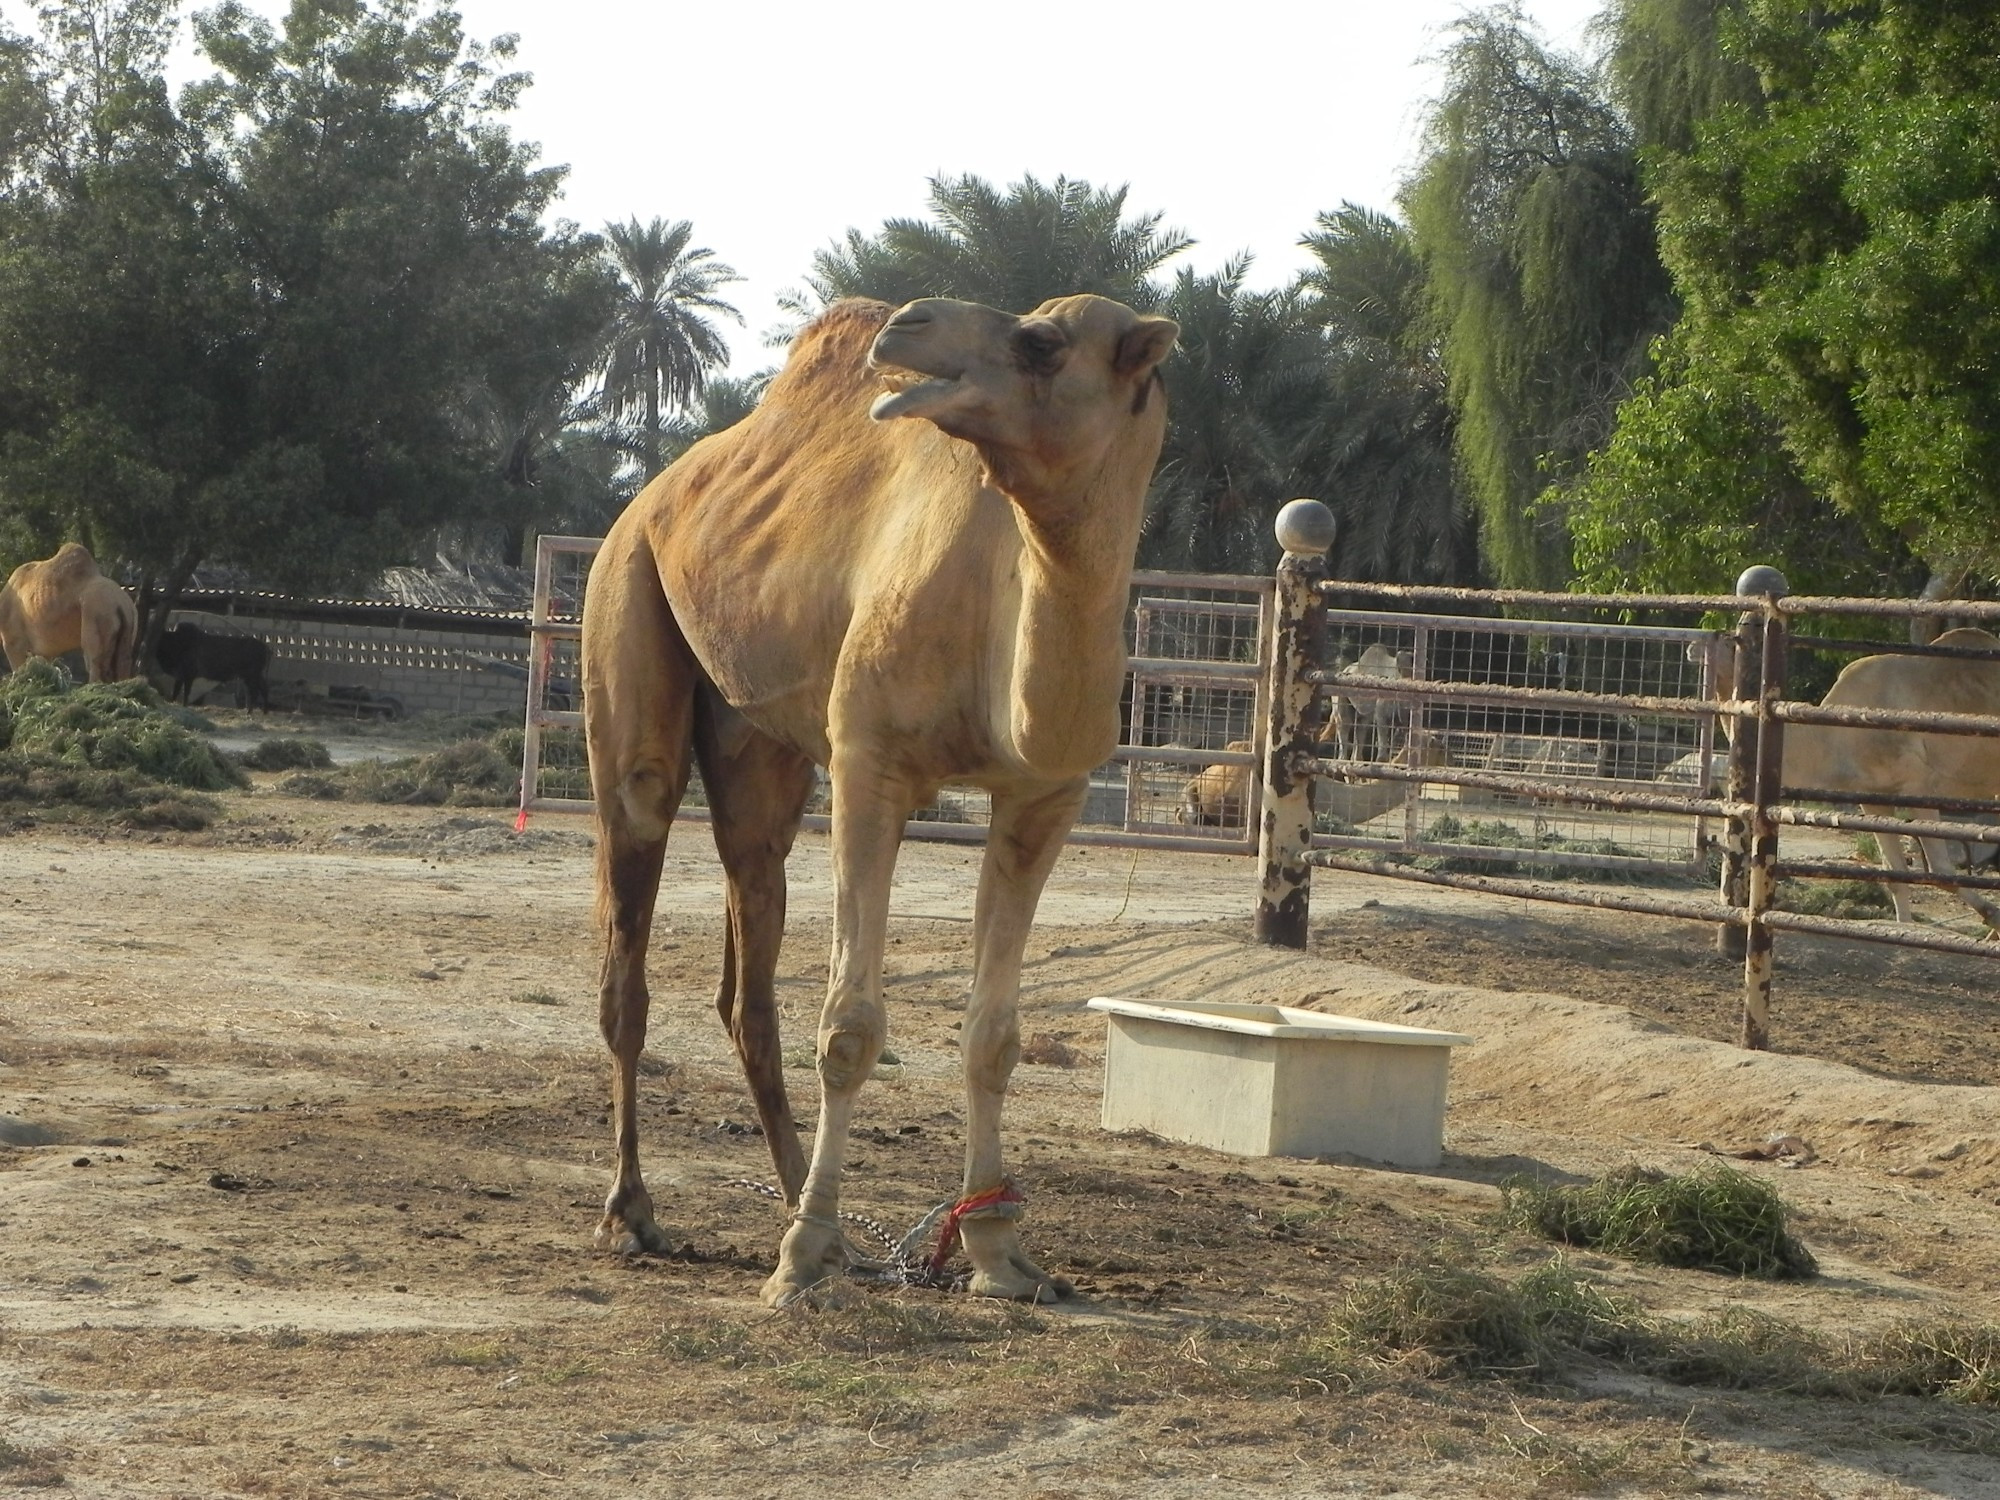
[[960, 1218, 1072, 1303], [760, 1216, 848, 1308], [594, 1211, 669, 1258]]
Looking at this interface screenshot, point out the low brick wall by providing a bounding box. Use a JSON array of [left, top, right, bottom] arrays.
[[166, 609, 531, 719]]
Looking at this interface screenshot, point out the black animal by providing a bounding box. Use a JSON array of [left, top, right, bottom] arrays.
[[155, 621, 271, 710]]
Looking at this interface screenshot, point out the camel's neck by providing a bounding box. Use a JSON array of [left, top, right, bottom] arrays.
[[999, 465, 1148, 778]]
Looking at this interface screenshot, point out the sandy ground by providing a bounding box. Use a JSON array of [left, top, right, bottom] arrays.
[[4, 785, 2000, 1498]]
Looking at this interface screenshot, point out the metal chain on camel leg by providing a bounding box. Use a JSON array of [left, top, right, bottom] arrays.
[[723, 1178, 1021, 1289]]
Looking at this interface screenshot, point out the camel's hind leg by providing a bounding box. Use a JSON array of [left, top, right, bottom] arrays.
[[1913, 829, 2000, 932], [694, 689, 816, 1204], [584, 531, 698, 1256]]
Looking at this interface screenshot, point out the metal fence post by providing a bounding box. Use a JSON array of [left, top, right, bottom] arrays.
[[1255, 500, 1334, 948], [1740, 575, 1789, 1049]]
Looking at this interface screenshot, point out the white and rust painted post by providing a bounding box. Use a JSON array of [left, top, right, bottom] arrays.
[[1739, 568, 1789, 1050], [1255, 499, 1335, 948], [1716, 566, 1785, 961]]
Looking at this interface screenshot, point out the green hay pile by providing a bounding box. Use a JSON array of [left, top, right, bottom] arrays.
[[234, 737, 334, 772], [1315, 1256, 2000, 1408], [275, 733, 518, 807], [1409, 814, 1658, 882], [1777, 875, 1895, 919], [1504, 1164, 1817, 1279], [0, 660, 244, 827]]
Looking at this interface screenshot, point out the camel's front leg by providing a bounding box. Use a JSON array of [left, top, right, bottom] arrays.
[[761, 757, 905, 1307], [1869, 810, 1921, 924], [955, 777, 1088, 1302]]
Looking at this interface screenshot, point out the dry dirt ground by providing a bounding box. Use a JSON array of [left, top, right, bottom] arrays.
[[4, 770, 2000, 1499]]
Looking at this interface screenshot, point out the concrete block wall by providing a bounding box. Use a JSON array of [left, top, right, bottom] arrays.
[[166, 610, 529, 719]]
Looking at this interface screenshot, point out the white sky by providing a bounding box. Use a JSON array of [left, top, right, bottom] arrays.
[[17, 0, 1610, 373]]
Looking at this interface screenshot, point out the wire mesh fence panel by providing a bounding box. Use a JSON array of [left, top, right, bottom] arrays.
[[1317, 609, 1719, 877]]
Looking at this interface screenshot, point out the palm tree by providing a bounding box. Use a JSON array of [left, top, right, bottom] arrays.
[[786, 173, 1192, 317], [596, 218, 742, 476], [1141, 257, 1328, 574], [1294, 205, 1478, 584]]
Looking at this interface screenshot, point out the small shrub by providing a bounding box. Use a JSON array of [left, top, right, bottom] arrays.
[[236, 737, 333, 771], [1504, 1164, 1817, 1279]]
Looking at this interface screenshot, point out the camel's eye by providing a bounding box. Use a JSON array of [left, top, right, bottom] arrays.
[[1014, 319, 1069, 375]]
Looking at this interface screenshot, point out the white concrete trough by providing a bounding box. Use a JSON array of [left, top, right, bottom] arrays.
[[1086, 997, 1474, 1168]]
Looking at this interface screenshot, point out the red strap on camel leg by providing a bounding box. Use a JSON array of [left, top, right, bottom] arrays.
[[927, 1180, 1025, 1275]]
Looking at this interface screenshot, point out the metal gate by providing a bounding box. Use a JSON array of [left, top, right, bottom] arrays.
[[1253, 500, 2000, 1052], [515, 536, 1273, 852]]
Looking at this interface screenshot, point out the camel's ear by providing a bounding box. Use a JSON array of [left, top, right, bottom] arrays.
[[1115, 316, 1179, 378]]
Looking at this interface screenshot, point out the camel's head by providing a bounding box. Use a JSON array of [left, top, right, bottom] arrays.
[[868, 294, 1178, 506]]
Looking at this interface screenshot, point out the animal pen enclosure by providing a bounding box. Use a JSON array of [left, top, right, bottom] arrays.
[[516, 534, 1273, 852], [1254, 500, 2000, 1054], [518, 513, 2000, 1055]]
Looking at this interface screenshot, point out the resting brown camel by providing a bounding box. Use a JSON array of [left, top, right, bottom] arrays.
[[0, 543, 137, 682], [1181, 740, 1255, 826], [582, 295, 1177, 1305]]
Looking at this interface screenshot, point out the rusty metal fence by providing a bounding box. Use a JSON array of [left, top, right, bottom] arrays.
[[1253, 499, 2000, 1051], [516, 534, 1273, 851]]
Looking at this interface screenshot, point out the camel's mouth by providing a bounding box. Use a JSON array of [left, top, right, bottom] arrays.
[[868, 367, 961, 422]]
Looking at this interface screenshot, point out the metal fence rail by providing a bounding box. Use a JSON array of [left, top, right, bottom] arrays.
[[516, 538, 1274, 851], [1253, 499, 2000, 1055]]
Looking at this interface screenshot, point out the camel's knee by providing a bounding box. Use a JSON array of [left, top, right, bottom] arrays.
[[617, 766, 678, 844], [816, 1002, 886, 1093], [961, 1012, 1021, 1094]]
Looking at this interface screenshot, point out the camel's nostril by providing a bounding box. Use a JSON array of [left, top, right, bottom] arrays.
[[886, 310, 932, 331]]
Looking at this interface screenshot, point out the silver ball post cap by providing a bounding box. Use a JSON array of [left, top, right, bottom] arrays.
[[1275, 498, 1337, 557], [1735, 565, 1790, 599]]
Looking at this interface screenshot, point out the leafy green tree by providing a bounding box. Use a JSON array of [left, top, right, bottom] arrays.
[[1402, 6, 1677, 588], [1599, 0, 1760, 154], [788, 172, 1191, 315], [595, 217, 741, 478], [0, 0, 609, 641], [1569, 0, 1999, 595]]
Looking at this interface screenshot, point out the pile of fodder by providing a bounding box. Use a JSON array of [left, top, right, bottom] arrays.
[[0, 660, 245, 828], [1406, 814, 1672, 883], [1503, 1164, 1817, 1279], [276, 731, 517, 807], [1777, 868, 1895, 919], [233, 737, 334, 772], [1309, 1255, 2000, 1411]]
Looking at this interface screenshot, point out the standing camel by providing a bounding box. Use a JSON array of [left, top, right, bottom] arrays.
[[1783, 627, 2000, 930], [583, 295, 1177, 1306], [0, 543, 137, 682]]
